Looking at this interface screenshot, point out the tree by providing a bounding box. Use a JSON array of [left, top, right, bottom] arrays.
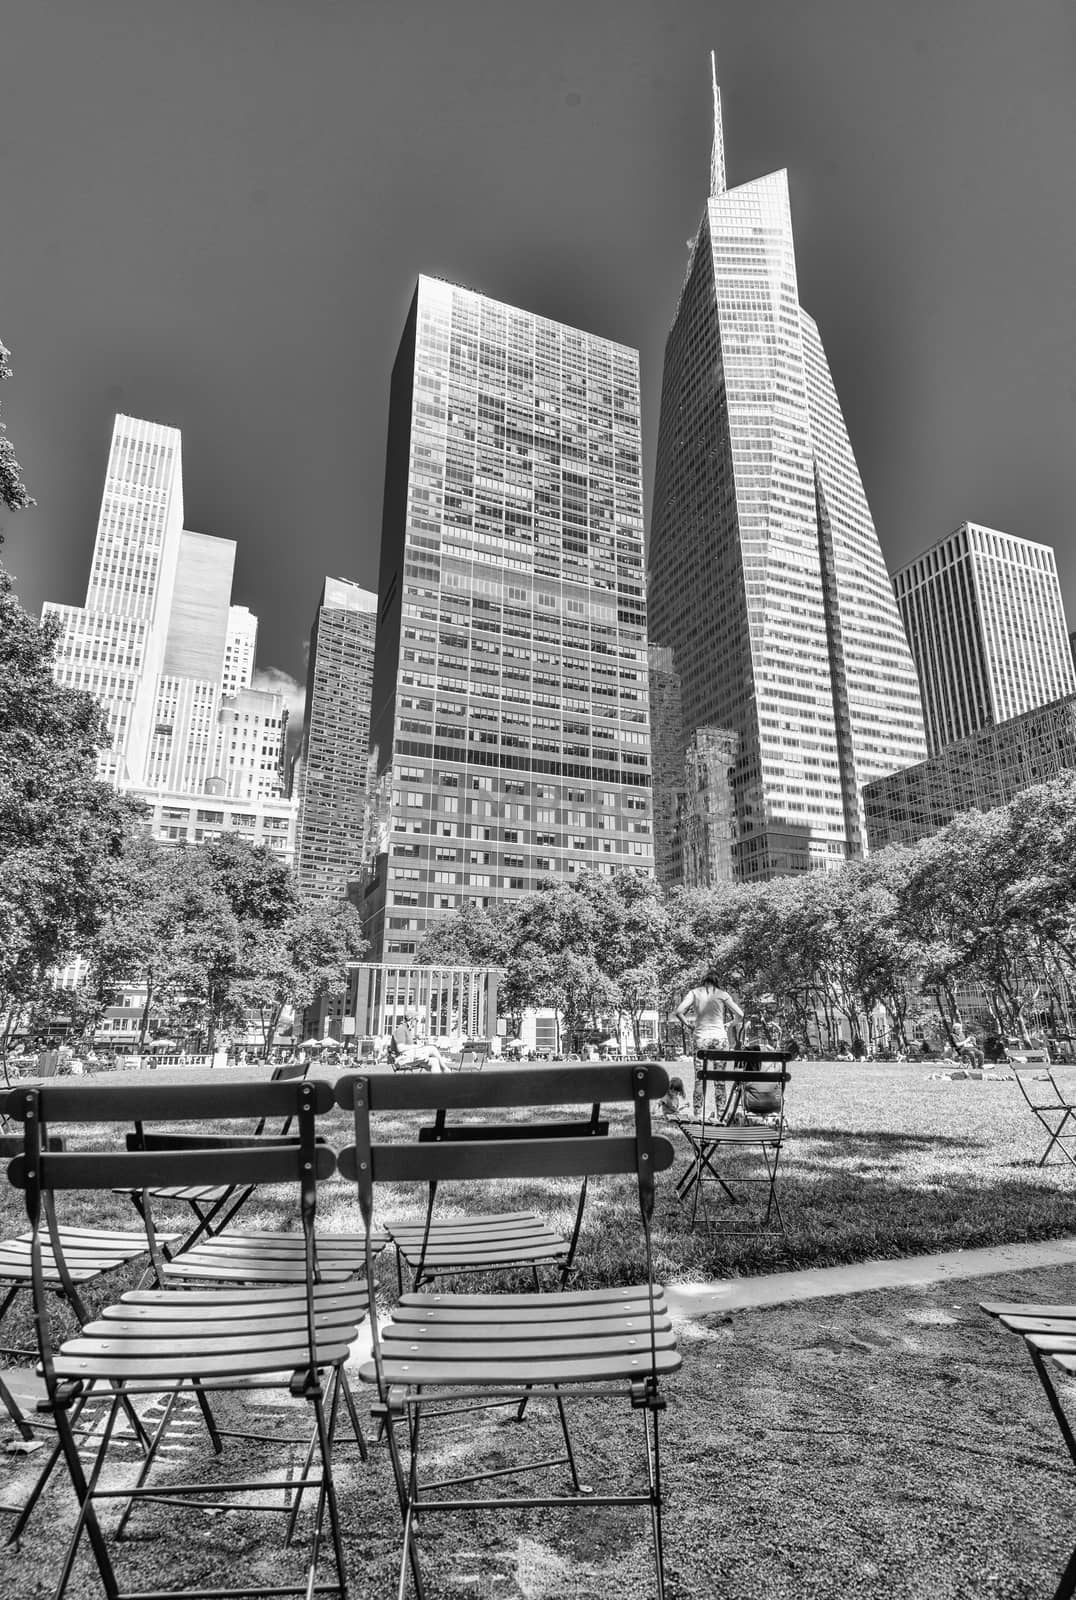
[[237, 901, 367, 1058], [0, 337, 35, 523], [0, 568, 143, 1057]]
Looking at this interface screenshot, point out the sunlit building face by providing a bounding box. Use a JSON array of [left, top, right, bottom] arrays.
[[647, 62, 926, 879], [364, 277, 655, 958]]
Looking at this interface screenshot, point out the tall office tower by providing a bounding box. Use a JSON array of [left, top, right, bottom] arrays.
[[295, 578, 378, 902], [361, 275, 654, 957], [647, 60, 927, 878], [43, 415, 185, 785], [213, 686, 289, 801], [893, 523, 1075, 757], [222, 605, 258, 695], [144, 530, 236, 793]]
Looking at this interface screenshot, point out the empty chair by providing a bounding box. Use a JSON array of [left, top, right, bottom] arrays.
[[336, 1062, 680, 1599], [1011, 1064, 1076, 1167], [3, 1076, 362, 1600], [673, 1048, 792, 1231]]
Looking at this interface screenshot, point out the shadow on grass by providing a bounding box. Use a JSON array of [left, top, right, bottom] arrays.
[[789, 1125, 989, 1154]]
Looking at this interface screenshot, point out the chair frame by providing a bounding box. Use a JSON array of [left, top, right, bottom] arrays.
[[1011, 1065, 1076, 1167], [336, 1062, 679, 1600], [3, 1077, 357, 1600], [674, 1049, 792, 1232], [982, 1296, 1076, 1599]]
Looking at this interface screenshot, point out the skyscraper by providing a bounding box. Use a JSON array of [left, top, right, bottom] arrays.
[[44, 414, 185, 786], [893, 523, 1075, 756], [359, 276, 654, 958], [222, 605, 258, 695], [295, 577, 378, 902], [45, 414, 298, 857], [647, 60, 927, 878]]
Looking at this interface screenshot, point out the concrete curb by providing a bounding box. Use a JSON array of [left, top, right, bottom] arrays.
[[666, 1235, 1076, 1321]]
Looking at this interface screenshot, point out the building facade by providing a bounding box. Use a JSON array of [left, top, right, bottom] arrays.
[[44, 414, 186, 787], [223, 605, 258, 695], [647, 61, 926, 880], [864, 691, 1076, 850], [893, 523, 1075, 757], [360, 276, 654, 957], [295, 577, 378, 901], [44, 412, 297, 856]]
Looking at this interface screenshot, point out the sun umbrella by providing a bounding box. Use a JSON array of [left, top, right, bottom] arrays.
[[599, 1037, 619, 1048], [298, 1037, 324, 1049], [320, 1039, 342, 1050], [149, 1038, 178, 1049]]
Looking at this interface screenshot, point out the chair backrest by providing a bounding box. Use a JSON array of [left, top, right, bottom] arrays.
[[696, 1049, 792, 1123], [458, 1045, 489, 1072], [336, 1063, 673, 1393], [3, 1078, 335, 1391], [1012, 1065, 1060, 1112]]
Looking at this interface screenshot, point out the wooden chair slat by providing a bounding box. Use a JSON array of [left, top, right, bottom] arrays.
[[399, 1283, 663, 1311], [11, 1144, 336, 1191], [359, 1346, 683, 1388], [343, 1133, 673, 1185], [2, 1077, 334, 1122], [380, 1330, 679, 1360], [336, 1061, 669, 1112], [391, 1291, 667, 1325], [385, 1311, 670, 1340], [53, 1339, 356, 1381]]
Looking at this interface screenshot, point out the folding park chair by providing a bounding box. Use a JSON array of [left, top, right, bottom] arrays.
[[454, 1045, 489, 1073], [336, 1063, 681, 1600], [3, 1076, 361, 1600], [673, 1049, 792, 1232], [981, 1296, 1076, 1599], [123, 1059, 311, 1258], [0, 1131, 167, 1453], [1011, 1065, 1076, 1167], [386, 1099, 608, 1295]]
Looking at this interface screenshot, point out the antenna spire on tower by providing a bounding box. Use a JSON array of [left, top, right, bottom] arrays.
[[710, 49, 726, 197]]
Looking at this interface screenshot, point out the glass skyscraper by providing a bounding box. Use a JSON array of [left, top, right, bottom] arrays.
[[360, 276, 654, 958], [295, 577, 378, 902], [893, 523, 1075, 757], [648, 61, 926, 878]]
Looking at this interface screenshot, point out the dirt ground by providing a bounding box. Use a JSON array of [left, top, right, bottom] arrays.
[[4, 1255, 1076, 1600]]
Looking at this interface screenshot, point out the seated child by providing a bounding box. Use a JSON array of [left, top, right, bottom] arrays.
[[660, 1075, 689, 1118]]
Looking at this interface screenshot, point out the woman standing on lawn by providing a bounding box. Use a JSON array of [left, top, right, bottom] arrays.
[[675, 970, 744, 1118]]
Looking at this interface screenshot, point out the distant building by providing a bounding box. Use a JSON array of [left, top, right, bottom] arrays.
[[44, 413, 297, 853], [44, 414, 186, 787], [680, 728, 740, 888], [142, 786, 297, 859], [295, 578, 378, 902], [893, 523, 1075, 757], [647, 58, 926, 879], [647, 647, 687, 891], [213, 686, 288, 802], [863, 691, 1076, 850], [223, 605, 258, 695], [359, 275, 654, 958]]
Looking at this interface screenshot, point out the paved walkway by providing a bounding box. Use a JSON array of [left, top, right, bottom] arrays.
[[665, 1233, 1076, 1321]]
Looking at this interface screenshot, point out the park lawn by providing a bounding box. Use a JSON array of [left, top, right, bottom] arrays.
[[3, 1059, 1075, 1318]]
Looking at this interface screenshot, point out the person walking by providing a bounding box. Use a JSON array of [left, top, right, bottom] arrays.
[[675, 970, 744, 1118]]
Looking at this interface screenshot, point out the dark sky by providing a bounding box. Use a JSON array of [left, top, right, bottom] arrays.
[[3, 0, 1075, 719]]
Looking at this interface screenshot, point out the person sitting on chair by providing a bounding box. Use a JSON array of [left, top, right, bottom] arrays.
[[388, 1030, 447, 1073]]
